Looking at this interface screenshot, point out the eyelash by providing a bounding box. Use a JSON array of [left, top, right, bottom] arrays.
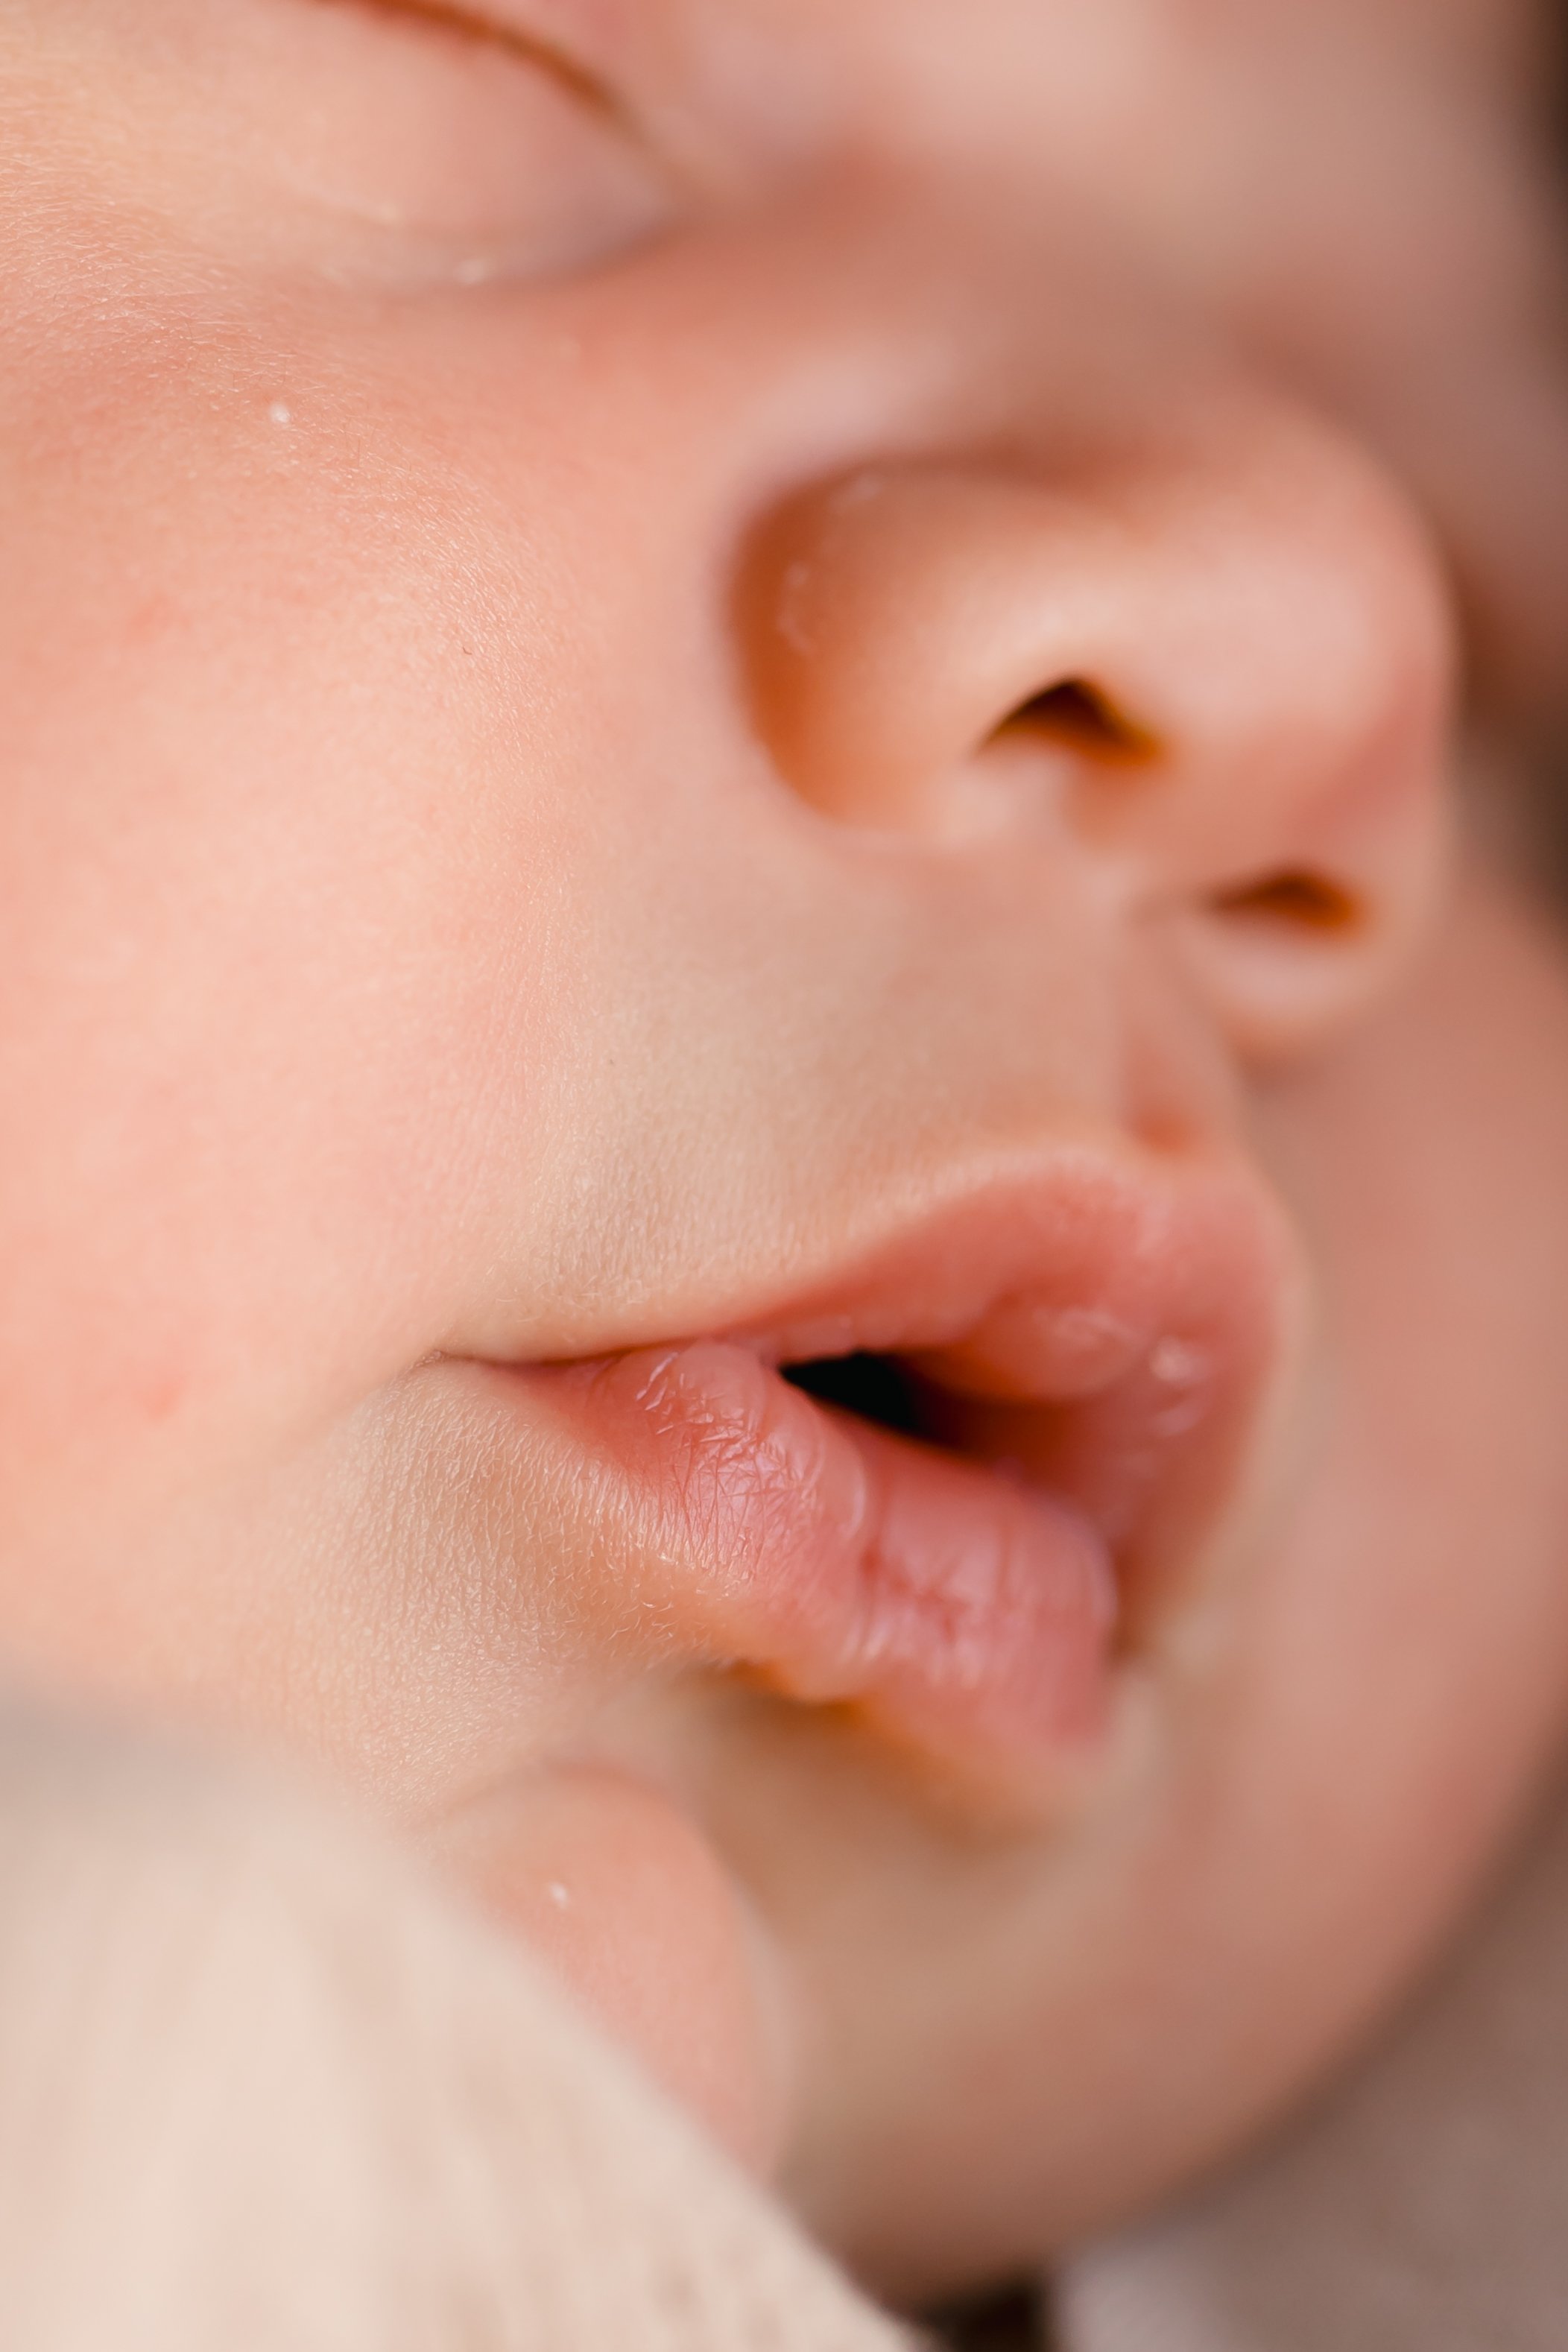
[[342, 0, 623, 123], [241, 0, 686, 285]]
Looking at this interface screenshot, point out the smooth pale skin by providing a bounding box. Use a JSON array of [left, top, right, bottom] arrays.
[[3, 0, 1568, 2307]]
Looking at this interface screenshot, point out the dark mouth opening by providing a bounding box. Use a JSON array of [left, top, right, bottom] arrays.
[[785, 1350, 1143, 1636], [783, 1350, 927, 1438]]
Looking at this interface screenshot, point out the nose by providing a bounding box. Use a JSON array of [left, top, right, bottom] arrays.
[[739, 409, 1453, 1060]]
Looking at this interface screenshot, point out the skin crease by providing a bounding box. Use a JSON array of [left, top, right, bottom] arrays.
[[4, 0, 1568, 2310]]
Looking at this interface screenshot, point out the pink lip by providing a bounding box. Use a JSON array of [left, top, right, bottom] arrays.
[[496, 1147, 1289, 1783]]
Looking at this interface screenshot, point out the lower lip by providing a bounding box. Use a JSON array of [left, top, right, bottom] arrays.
[[516, 1340, 1120, 1774]]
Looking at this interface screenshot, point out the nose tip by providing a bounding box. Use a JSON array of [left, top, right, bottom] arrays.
[[739, 417, 1455, 1060]]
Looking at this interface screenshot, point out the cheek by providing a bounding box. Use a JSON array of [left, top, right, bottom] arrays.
[[0, 350, 585, 1526], [770, 867, 1568, 2284], [1051, 860, 1568, 2230], [1236, 861, 1568, 1951]]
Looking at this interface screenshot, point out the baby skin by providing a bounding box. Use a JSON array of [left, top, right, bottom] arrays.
[[4, 0, 1568, 2310]]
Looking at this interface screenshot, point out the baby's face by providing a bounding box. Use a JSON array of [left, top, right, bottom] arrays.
[[6, 0, 1568, 2303]]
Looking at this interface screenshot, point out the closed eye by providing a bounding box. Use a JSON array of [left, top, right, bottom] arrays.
[[322, 0, 630, 133], [221, 0, 683, 285]]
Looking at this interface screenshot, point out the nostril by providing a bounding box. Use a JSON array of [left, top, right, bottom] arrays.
[[1186, 858, 1392, 1062], [993, 678, 1157, 765], [1210, 868, 1363, 937]]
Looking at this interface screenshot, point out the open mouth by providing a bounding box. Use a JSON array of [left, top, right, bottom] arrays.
[[780, 1341, 1122, 1763], [497, 1149, 1286, 1789], [784, 1350, 923, 1434]]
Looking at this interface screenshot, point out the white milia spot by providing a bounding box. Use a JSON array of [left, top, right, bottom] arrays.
[[269, 402, 293, 428], [547, 1880, 572, 1910]]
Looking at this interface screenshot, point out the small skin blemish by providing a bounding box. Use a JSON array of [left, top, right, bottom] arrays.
[[269, 402, 293, 429], [546, 1880, 572, 1910], [136, 1366, 190, 1425], [125, 592, 182, 645]]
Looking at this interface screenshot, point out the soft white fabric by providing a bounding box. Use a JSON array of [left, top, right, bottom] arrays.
[[0, 1699, 914, 2352], [1058, 1771, 1568, 2352], [23, 1686, 1565, 2352]]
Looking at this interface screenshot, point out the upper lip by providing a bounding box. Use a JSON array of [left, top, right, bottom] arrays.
[[718, 1136, 1269, 1363], [721, 1136, 1294, 1607]]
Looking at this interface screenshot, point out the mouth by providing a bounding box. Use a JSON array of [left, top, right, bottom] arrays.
[[490, 1147, 1289, 1792]]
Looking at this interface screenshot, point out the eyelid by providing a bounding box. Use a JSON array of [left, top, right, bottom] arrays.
[[350, 0, 635, 135]]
